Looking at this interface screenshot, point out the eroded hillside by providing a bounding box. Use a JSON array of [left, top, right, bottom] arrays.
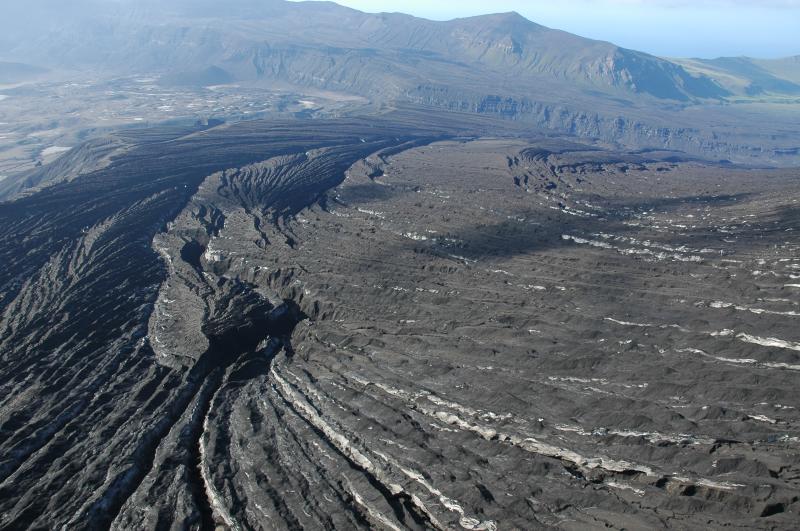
[[2, 114, 797, 529]]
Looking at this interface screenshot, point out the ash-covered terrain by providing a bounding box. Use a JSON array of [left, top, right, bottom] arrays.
[[1, 107, 798, 529], [1, 1, 800, 530]]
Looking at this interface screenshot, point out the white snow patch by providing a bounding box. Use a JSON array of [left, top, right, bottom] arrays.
[[555, 423, 712, 445], [562, 234, 703, 262], [710, 329, 735, 337], [606, 481, 645, 496], [41, 146, 71, 157], [449, 254, 476, 264], [402, 232, 428, 241], [201, 401, 240, 529], [605, 317, 653, 327], [203, 244, 223, 262], [562, 234, 613, 249], [415, 287, 439, 294], [748, 414, 777, 424], [707, 300, 799, 317], [678, 348, 758, 365], [672, 477, 744, 491], [595, 233, 717, 255], [736, 333, 800, 352], [357, 208, 385, 219], [679, 347, 800, 371], [360, 377, 654, 477], [396, 466, 497, 531], [345, 484, 404, 531]]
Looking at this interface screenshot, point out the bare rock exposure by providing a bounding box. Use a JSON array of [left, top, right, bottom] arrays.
[[0, 1, 799, 530], [1, 109, 797, 529]]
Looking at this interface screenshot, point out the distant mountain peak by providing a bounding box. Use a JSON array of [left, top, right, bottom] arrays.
[[482, 11, 529, 21], [455, 10, 543, 31], [0, 0, 730, 102]]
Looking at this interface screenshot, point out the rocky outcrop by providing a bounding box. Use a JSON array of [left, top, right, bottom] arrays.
[[405, 86, 800, 165], [0, 113, 454, 529], [1, 109, 799, 530]]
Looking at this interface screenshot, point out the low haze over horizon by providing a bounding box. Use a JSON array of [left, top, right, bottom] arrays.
[[318, 0, 800, 58]]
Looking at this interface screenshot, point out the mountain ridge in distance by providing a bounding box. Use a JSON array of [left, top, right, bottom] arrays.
[[0, 1, 730, 101], [0, 0, 798, 167], [674, 55, 800, 97]]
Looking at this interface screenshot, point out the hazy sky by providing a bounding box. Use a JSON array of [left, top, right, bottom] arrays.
[[325, 0, 800, 58]]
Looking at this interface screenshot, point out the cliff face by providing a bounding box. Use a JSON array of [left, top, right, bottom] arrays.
[[405, 87, 799, 165]]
